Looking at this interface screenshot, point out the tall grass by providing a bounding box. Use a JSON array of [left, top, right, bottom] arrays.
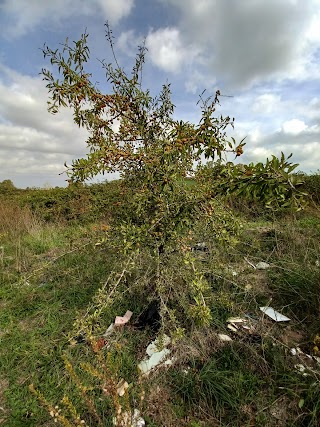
[[0, 202, 43, 240]]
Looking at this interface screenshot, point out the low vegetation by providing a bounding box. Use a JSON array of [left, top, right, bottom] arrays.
[[1, 182, 320, 426], [1, 24, 320, 426]]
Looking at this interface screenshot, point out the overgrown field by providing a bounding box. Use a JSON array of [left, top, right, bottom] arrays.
[[1, 181, 320, 426]]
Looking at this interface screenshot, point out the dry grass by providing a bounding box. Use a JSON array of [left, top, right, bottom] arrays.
[[0, 202, 43, 240], [0, 379, 9, 425]]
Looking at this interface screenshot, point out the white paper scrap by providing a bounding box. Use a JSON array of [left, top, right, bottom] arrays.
[[260, 306, 290, 322]]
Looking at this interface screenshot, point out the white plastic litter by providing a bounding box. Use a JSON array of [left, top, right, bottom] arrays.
[[146, 335, 171, 356], [117, 379, 129, 397], [227, 317, 247, 324], [256, 262, 270, 270], [314, 356, 320, 365], [103, 323, 115, 337], [138, 348, 171, 375], [218, 334, 233, 342], [113, 409, 145, 427], [260, 306, 290, 322], [138, 334, 172, 375]]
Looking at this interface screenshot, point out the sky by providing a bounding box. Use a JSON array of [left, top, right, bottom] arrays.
[[1, 0, 320, 188]]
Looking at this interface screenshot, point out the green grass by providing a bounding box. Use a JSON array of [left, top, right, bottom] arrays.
[[0, 218, 117, 426], [1, 191, 320, 426]]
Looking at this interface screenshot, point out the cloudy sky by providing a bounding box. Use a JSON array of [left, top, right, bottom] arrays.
[[1, 0, 320, 187]]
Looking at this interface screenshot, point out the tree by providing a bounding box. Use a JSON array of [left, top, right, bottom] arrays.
[[41, 25, 302, 332], [41, 25, 242, 247], [0, 179, 16, 192]]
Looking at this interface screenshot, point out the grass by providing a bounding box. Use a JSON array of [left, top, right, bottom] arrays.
[[0, 204, 118, 426], [1, 191, 320, 426]]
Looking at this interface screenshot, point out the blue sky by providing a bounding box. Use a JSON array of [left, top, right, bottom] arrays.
[[1, 0, 320, 188]]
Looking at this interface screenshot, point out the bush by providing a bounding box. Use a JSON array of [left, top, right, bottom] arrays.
[[301, 172, 320, 205]]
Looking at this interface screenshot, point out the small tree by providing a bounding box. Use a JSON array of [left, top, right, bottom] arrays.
[[41, 25, 301, 332], [41, 25, 243, 249]]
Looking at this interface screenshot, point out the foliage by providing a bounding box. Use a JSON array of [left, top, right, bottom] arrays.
[[27, 26, 317, 426], [0, 179, 16, 192], [198, 153, 307, 212], [0, 181, 124, 224], [2, 187, 320, 426], [300, 171, 320, 205], [41, 24, 244, 329]]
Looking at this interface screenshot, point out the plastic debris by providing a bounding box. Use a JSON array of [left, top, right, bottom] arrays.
[[295, 364, 308, 376], [227, 324, 238, 333], [260, 307, 290, 322], [256, 261, 270, 270], [218, 333, 233, 342], [113, 409, 145, 427], [227, 317, 248, 332], [138, 335, 172, 375], [115, 310, 133, 327], [135, 301, 161, 332], [191, 242, 208, 252], [117, 379, 129, 397], [71, 333, 86, 345], [227, 317, 246, 324], [102, 310, 133, 338], [146, 335, 171, 356], [94, 337, 108, 351], [103, 323, 115, 337], [138, 348, 171, 375]]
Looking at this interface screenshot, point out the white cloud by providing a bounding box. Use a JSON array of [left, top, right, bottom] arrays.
[[0, 65, 90, 187], [117, 29, 144, 57], [159, 0, 320, 88], [146, 27, 199, 73], [282, 119, 307, 135], [252, 94, 281, 114], [230, 113, 320, 172], [0, 0, 134, 38], [185, 69, 216, 94], [96, 0, 134, 24]]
